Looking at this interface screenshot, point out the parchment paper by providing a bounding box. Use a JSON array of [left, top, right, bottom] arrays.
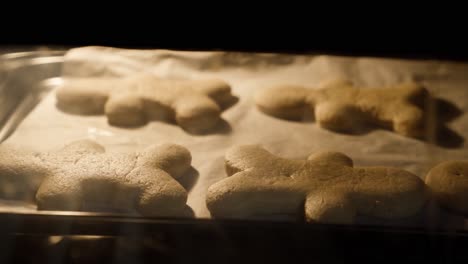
[[4, 46, 468, 226]]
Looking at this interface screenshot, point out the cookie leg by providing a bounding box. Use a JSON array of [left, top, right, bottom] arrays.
[[315, 102, 366, 133], [255, 86, 309, 120], [206, 171, 303, 219], [36, 177, 82, 211], [104, 94, 147, 127], [305, 191, 356, 224], [392, 105, 425, 137], [352, 167, 426, 219], [191, 79, 234, 109], [136, 168, 188, 217], [173, 96, 221, 133]]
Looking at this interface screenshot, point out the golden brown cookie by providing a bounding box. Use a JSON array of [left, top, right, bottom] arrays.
[[56, 73, 235, 133], [207, 145, 427, 224], [0, 140, 193, 216], [255, 80, 428, 137]]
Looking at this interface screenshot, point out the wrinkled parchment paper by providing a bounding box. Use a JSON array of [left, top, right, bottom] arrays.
[[4, 46, 468, 227]]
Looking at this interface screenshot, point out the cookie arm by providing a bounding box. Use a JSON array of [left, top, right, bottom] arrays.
[[0, 148, 47, 201], [307, 151, 353, 167], [138, 144, 192, 179], [304, 191, 356, 224], [224, 145, 301, 176]]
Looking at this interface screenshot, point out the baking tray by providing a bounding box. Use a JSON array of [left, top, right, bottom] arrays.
[[1, 49, 468, 263], [0, 50, 65, 142]]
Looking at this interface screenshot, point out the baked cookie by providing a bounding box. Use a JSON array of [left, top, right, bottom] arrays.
[[425, 161, 468, 215], [0, 146, 44, 201], [1, 140, 193, 216], [56, 73, 235, 134], [206, 145, 427, 224], [255, 80, 428, 137]]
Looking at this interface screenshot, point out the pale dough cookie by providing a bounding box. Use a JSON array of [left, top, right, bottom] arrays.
[[1, 140, 193, 216], [206, 145, 427, 224], [0, 146, 45, 201], [56, 73, 235, 133], [425, 161, 468, 215], [255, 80, 428, 137]]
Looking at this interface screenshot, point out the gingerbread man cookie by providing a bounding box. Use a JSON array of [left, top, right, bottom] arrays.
[[425, 161, 468, 215], [206, 145, 427, 224], [0, 140, 193, 216], [255, 80, 428, 137], [56, 73, 236, 133]]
